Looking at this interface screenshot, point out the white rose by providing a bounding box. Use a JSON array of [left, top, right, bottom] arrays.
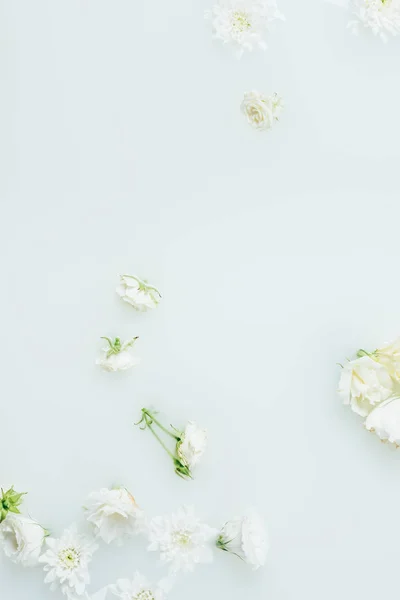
[[116, 275, 161, 312], [365, 396, 400, 446], [177, 422, 208, 470], [0, 514, 46, 566], [85, 488, 144, 544], [338, 356, 393, 417], [96, 337, 140, 373], [218, 509, 268, 569], [241, 91, 282, 131]]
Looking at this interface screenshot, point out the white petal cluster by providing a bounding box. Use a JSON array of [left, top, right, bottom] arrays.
[[109, 572, 166, 600], [0, 514, 46, 567], [85, 488, 144, 544], [338, 338, 400, 447], [348, 0, 400, 40], [205, 0, 284, 58], [177, 422, 208, 471], [218, 509, 268, 569], [241, 91, 283, 131], [116, 275, 161, 312], [148, 506, 218, 573], [39, 526, 97, 600], [96, 337, 140, 372]]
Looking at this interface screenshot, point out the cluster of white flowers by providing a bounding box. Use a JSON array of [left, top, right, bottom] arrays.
[[338, 338, 400, 445], [0, 486, 269, 599]]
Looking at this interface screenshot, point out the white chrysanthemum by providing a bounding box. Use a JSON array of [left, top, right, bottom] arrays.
[[0, 514, 46, 566], [148, 506, 217, 573], [348, 0, 400, 40], [109, 572, 166, 600], [116, 275, 161, 312], [96, 337, 140, 372], [217, 509, 268, 569], [365, 396, 400, 446], [205, 0, 284, 58], [177, 422, 208, 470], [39, 525, 97, 599], [241, 91, 283, 131], [85, 488, 144, 544], [338, 356, 393, 417]]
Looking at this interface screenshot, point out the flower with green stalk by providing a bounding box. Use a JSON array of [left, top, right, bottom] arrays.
[[135, 409, 207, 480], [117, 275, 161, 312], [96, 336, 140, 372], [0, 486, 27, 523]]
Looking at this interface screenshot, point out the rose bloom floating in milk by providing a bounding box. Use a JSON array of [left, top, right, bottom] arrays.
[[338, 338, 400, 446]]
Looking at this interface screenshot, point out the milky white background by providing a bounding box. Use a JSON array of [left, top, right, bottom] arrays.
[[1, 0, 400, 598]]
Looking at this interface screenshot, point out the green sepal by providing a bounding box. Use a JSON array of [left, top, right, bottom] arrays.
[[0, 486, 27, 523]]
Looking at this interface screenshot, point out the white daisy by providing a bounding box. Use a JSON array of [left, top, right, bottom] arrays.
[[116, 275, 161, 312], [148, 506, 217, 573], [348, 0, 400, 40], [205, 0, 284, 58], [85, 487, 144, 544], [109, 572, 166, 600], [39, 525, 97, 599]]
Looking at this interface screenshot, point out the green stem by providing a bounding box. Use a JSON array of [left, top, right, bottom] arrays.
[[146, 421, 176, 461], [142, 410, 179, 440]]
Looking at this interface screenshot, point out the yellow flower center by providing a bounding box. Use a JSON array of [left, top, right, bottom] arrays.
[[232, 11, 252, 32], [172, 529, 192, 546], [134, 591, 155, 600], [58, 547, 80, 570]]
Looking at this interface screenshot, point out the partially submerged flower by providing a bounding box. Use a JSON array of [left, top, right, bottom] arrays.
[[348, 0, 400, 41], [0, 514, 46, 566], [0, 486, 26, 523], [109, 572, 167, 600], [85, 487, 144, 544], [96, 336, 140, 372], [39, 525, 97, 599], [136, 409, 207, 480], [365, 396, 400, 446], [241, 91, 283, 131], [217, 509, 268, 569], [338, 355, 393, 417], [205, 0, 284, 58], [148, 506, 217, 573], [116, 275, 161, 312]]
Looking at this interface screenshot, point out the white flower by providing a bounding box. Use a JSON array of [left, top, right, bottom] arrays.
[[96, 336, 140, 372], [241, 91, 283, 131], [109, 572, 166, 600], [116, 275, 161, 312], [217, 509, 268, 569], [372, 338, 400, 381], [177, 422, 208, 470], [338, 355, 393, 417], [0, 514, 46, 566], [205, 0, 284, 58], [148, 506, 217, 573], [39, 525, 97, 599], [365, 396, 400, 446], [85, 488, 144, 544], [348, 0, 400, 40]]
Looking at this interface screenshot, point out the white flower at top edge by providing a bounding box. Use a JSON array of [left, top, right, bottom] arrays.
[[365, 396, 400, 446], [217, 508, 268, 569], [85, 487, 145, 544], [338, 355, 393, 417], [0, 514, 46, 567], [177, 422, 208, 471], [348, 0, 400, 40], [96, 336, 140, 372], [109, 572, 166, 600], [147, 506, 218, 573], [205, 0, 285, 58], [241, 91, 283, 131], [39, 525, 97, 599], [116, 275, 161, 312]]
